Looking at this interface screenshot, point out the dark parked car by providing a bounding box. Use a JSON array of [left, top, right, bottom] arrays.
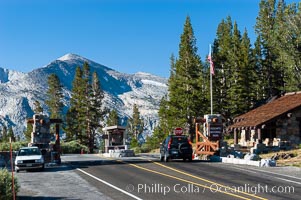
[[160, 135, 193, 162]]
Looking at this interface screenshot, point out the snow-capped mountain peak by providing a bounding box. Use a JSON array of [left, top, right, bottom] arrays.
[[0, 54, 168, 138], [57, 53, 89, 62]]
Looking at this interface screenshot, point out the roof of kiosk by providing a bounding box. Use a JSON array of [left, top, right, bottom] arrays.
[[103, 125, 126, 132]]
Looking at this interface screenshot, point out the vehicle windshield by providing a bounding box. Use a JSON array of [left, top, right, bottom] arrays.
[[18, 148, 41, 156], [171, 136, 188, 145]]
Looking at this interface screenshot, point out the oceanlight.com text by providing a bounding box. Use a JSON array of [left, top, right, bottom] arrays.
[[125, 183, 295, 195]]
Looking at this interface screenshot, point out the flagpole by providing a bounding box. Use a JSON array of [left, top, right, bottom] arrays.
[[209, 44, 213, 115]]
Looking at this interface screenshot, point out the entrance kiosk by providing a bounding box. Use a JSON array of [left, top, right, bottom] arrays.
[[102, 125, 126, 153]]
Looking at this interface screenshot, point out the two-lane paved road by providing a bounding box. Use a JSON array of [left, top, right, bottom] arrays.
[[16, 154, 300, 199], [64, 154, 301, 200]]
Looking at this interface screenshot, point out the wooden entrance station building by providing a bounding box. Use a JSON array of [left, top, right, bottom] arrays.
[[229, 92, 301, 148]]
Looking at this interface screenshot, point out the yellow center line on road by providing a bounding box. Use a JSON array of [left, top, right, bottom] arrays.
[[102, 156, 267, 200], [127, 162, 252, 200], [153, 161, 267, 200]]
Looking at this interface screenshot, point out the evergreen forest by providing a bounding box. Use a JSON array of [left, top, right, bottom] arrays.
[[157, 0, 301, 141]]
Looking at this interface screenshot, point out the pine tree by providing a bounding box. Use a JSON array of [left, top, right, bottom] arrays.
[[227, 21, 243, 118], [213, 17, 257, 120], [127, 104, 144, 145], [64, 107, 78, 141], [33, 100, 43, 114], [1, 125, 8, 142], [253, 35, 266, 101], [146, 126, 166, 149], [83, 62, 92, 149], [66, 67, 86, 143], [65, 63, 107, 151], [24, 123, 33, 142], [167, 16, 206, 138], [107, 109, 120, 126], [277, 2, 301, 91], [46, 74, 64, 118], [226, 22, 258, 117], [212, 16, 234, 120], [255, 0, 285, 97], [161, 54, 182, 132], [88, 71, 106, 152], [158, 95, 170, 134], [7, 127, 15, 142], [240, 29, 258, 109]]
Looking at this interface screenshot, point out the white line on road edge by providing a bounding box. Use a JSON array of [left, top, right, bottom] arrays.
[[233, 166, 301, 180], [230, 166, 301, 183], [274, 177, 301, 185], [77, 168, 142, 200]]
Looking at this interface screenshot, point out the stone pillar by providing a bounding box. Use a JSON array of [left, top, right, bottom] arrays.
[[257, 128, 262, 143], [240, 130, 246, 146], [250, 129, 256, 145], [234, 129, 238, 145]]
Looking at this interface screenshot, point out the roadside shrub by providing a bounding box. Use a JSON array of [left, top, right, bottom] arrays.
[[140, 143, 152, 153], [131, 147, 142, 154], [12, 142, 28, 151], [0, 142, 28, 151], [0, 169, 19, 200], [0, 143, 9, 152], [299, 144, 301, 149], [130, 138, 139, 148], [61, 140, 89, 154]]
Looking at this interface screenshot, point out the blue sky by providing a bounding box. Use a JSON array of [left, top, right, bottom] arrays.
[[0, 0, 296, 78]]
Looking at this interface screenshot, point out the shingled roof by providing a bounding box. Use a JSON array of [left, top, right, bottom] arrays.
[[229, 92, 301, 130]]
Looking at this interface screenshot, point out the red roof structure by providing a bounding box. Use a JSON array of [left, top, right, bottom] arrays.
[[229, 92, 301, 130]]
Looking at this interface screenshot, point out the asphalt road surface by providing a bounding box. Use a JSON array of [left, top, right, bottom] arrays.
[[17, 154, 301, 200]]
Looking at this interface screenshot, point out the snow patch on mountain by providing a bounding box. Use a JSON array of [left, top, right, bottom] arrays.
[[141, 79, 168, 87], [57, 53, 87, 62], [0, 54, 168, 139], [0, 67, 26, 83]]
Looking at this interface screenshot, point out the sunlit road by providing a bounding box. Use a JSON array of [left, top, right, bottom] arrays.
[[61, 154, 301, 200]]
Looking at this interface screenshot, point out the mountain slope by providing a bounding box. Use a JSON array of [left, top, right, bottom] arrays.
[[0, 53, 168, 138]]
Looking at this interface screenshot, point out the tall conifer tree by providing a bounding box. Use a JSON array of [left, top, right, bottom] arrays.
[[213, 17, 256, 120], [212, 17, 234, 120], [65, 64, 107, 150], [66, 67, 86, 143], [33, 100, 43, 114], [167, 16, 206, 138], [46, 74, 64, 118], [88, 71, 106, 152], [106, 109, 120, 126], [127, 104, 144, 141], [255, 0, 285, 97]]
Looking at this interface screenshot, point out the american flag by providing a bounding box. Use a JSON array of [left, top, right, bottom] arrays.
[[207, 51, 214, 75]]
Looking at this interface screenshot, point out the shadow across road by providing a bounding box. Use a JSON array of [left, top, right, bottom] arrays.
[[18, 196, 75, 200]]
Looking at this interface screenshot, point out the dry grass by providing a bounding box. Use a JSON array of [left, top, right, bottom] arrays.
[[260, 149, 301, 167], [224, 138, 235, 145], [149, 148, 160, 153]]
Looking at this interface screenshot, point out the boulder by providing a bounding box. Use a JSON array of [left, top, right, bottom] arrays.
[[260, 159, 276, 167]]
